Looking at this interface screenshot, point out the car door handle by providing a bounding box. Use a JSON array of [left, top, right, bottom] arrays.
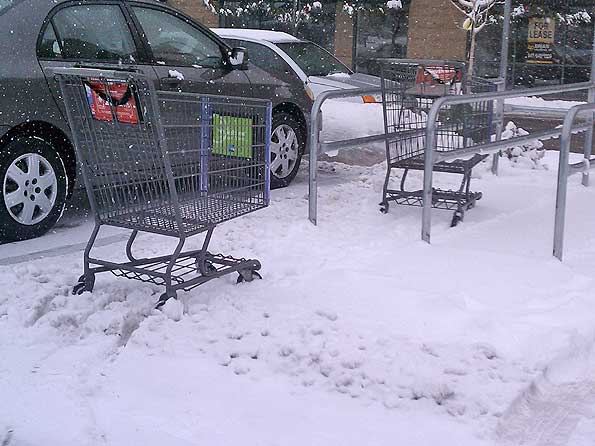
[[160, 77, 182, 86]]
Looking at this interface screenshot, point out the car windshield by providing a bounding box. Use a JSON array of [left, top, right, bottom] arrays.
[[276, 42, 351, 77]]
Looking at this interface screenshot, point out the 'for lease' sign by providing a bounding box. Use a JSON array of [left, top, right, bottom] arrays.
[[527, 17, 555, 64], [528, 17, 555, 43]]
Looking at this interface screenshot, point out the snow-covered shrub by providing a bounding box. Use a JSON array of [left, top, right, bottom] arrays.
[[500, 121, 545, 168]]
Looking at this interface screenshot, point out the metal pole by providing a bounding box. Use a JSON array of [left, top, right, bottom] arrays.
[[421, 131, 435, 243], [582, 21, 595, 187], [553, 108, 578, 261], [492, 0, 512, 176], [308, 97, 323, 225], [421, 100, 445, 243]]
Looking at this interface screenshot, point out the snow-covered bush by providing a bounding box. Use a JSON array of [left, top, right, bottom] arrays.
[[386, 0, 402, 10], [499, 121, 545, 169]]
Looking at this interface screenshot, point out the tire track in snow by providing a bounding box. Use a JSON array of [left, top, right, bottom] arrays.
[[496, 380, 595, 446]]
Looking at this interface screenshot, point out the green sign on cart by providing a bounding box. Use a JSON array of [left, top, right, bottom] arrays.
[[212, 114, 253, 158]]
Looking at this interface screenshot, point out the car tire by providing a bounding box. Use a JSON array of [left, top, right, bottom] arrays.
[[0, 137, 68, 243], [270, 112, 304, 189]]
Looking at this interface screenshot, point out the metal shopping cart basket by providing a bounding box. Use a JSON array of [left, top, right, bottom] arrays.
[[54, 68, 271, 308], [379, 59, 496, 226]]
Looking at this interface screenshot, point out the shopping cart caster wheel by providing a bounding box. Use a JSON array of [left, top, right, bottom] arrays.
[[72, 282, 86, 295], [379, 202, 389, 214], [155, 293, 176, 309], [451, 212, 464, 227], [72, 274, 95, 295], [237, 270, 262, 284], [196, 259, 217, 275]]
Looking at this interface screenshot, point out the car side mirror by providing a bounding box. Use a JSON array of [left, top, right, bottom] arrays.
[[229, 47, 249, 70]]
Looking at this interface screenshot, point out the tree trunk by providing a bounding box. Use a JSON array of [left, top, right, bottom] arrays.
[[467, 28, 477, 78], [467, 29, 477, 93]]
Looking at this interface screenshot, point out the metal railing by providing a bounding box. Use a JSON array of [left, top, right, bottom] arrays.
[[553, 102, 595, 261], [308, 80, 595, 262], [422, 81, 595, 244], [308, 87, 386, 225]]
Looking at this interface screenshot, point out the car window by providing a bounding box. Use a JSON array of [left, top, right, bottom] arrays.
[[47, 5, 137, 62], [276, 42, 352, 77], [133, 7, 222, 68], [38, 22, 62, 59], [228, 40, 292, 76]]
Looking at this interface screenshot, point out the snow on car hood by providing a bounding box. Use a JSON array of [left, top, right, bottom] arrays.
[[307, 73, 380, 97]]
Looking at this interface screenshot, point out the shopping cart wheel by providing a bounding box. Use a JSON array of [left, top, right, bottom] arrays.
[[237, 270, 262, 284], [155, 292, 176, 309], [379, 201, 389, 214], [72, 274, 95, 295], [451, 210, 464, 227], [196, 259, 217, 275]]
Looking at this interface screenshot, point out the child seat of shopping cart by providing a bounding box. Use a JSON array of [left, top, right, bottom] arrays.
[[53, 68, 272, 308], [379, 60, 495, 227]]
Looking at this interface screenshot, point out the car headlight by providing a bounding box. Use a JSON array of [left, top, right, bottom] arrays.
[[361, 95, 380, 104]]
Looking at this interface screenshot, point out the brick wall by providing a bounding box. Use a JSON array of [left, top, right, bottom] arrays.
[[169, 0, 220, 28], [333, 2, 354, 68], [406, 0, 467, 61]]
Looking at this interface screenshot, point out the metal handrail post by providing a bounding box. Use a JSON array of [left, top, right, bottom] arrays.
[[308, 95, 323, 225], [422, 96, 448, 243], [584, 89, 595, 187], [492, 78, 506, 175], [492, 0, 512, 176], [582, 22, 595, 187], [553, 103, 595, 261], [553, 106, 581, 261]]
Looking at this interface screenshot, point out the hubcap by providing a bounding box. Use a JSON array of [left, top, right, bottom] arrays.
[[270, 124, 299, 179], [3, 153, 58, 226]]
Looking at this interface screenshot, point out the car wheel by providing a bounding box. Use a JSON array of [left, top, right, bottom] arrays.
[[0, 137, 67, 243], [270, 112, 304, 189]]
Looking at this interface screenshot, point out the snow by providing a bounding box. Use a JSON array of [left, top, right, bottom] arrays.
[[325, 72, 352, 80], [319, 100, 385, 163], [506, 96, 585, 110], [4, 98, 595, 444], [168, 70, 185, 81], [211, 28, 300, 43], [386, 0, 402, 10]]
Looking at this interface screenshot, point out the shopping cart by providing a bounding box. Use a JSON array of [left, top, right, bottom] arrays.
[[379, 59, 496, 226], [54, 68, 271, 308]]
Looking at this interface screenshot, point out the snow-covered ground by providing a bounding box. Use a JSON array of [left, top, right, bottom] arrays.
[[2, 148, 595, 445], [506, 97, 585, 110]]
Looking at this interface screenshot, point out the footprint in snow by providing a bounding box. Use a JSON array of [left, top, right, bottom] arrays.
[[315, 309, 338, 322]]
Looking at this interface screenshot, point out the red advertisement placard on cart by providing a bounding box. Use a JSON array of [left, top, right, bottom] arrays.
[[85, 81, 139, 124]]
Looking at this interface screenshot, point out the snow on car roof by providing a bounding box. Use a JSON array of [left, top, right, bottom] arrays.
[[211, 28, 302, 43]]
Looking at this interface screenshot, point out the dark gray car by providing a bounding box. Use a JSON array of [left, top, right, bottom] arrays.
[[0, 0, 312, 242]]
